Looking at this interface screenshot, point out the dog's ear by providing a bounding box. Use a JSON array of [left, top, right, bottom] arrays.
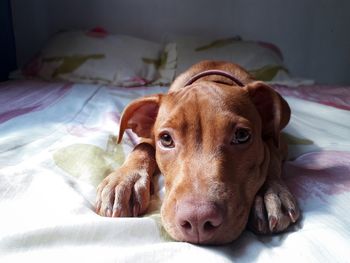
[[118, 94, 162, 143], [245, 81, 290, 147]]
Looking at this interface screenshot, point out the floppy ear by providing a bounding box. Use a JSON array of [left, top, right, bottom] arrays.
[[245, 81, 290, 147], [117, 94, 162, 143]]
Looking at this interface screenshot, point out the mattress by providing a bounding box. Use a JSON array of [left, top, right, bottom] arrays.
[[1, 80, 350, 262]]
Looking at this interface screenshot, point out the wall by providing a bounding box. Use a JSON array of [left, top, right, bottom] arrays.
[[0, 0, 16, 81], [11, 0, 350, 85]]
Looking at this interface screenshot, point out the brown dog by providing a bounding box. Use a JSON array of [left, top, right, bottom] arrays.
[[95, 60, 300, 244]]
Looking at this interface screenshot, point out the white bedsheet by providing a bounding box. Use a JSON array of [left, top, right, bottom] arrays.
[[1, 80, 349, 262]]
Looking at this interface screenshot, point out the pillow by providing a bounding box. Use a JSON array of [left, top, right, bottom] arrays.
[[21, 28, 173, 87], [172, 36, 291, 83], [142, 42, 177, 86]]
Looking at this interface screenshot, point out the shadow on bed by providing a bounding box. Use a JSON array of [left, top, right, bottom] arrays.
[[209, 149, 350, 260]]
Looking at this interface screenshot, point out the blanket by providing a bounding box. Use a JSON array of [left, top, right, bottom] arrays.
[[1, 80, 350, 262]]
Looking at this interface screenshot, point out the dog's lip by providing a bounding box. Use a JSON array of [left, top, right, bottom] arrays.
[[178, 232, 216, 245], [180, 231, 230, 245]]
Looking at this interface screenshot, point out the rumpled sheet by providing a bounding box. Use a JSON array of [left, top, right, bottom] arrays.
[[1, 80, 350, 262]]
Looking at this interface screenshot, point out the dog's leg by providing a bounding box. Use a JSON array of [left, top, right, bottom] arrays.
[[248, 139, 300, 234], [95, 142, 156, 217]]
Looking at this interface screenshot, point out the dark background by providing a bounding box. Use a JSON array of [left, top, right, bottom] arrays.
[[0, 0, 17, 81], [3, 0, 350, 84]]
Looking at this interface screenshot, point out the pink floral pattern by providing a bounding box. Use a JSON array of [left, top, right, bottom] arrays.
[[85, 27, 109, 38], [0, 80, 72, 124], [284, 151, 350, 202], [273, 84, 350, 111]]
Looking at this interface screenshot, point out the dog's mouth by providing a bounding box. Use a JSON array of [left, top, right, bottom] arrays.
[[167, 219, 245, 245]]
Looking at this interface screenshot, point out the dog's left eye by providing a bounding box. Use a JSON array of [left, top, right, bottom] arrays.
[[232, 128, 251, 144], [160, 133, 175, 148]]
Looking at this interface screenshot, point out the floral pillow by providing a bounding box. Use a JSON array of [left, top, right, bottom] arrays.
[[172, 36, 292, 83], [21, 28, 176, 87]]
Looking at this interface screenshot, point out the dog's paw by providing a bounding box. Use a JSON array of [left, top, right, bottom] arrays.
[[95, 168, 151, 217], [248, 179, 300, 234]]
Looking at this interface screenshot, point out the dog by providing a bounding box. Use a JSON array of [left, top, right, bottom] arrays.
[[95, 60, 300, 244]]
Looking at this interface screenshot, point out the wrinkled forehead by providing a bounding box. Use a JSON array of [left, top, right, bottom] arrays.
[[156, 82, 259, 128]]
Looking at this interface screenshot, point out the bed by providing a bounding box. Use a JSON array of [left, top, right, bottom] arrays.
[[1, 29, 350, 262]]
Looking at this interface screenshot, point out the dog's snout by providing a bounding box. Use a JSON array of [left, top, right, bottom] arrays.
[[175, 200, 224, 243]]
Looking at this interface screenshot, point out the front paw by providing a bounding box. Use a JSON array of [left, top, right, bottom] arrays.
[[248, 179, 300, 234], [95, 168, 151, 217]]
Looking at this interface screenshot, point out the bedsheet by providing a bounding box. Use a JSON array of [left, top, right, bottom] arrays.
[[0, 80, 349, 263]]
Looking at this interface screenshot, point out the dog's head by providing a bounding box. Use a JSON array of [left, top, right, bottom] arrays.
[[118, 62, 290, 244]]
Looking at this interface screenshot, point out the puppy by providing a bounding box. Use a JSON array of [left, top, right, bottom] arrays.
[[96, 60, 300, 244]]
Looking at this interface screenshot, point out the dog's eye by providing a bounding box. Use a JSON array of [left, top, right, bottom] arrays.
[[160, 133, 175, 148], [232, 128, 251, 144]]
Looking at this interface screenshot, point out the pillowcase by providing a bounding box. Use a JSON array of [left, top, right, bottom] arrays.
[[21, 28, 175, 87], [142, 42, 177, 86], [172, 36, 291, 83]]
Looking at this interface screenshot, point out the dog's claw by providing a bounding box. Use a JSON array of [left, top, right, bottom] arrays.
[[248, 179, 299, 235], [95, 201, 101, 214], [133, 203, 140, 217], [268, 216, 278, 232], [256, 218, 266, 233], [106, 208, 112, 217], [112, 208, 121, 218], [288, 209, 297, 223]]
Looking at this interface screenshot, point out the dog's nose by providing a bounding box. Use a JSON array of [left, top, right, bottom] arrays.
[[175, 200, 224, 243]]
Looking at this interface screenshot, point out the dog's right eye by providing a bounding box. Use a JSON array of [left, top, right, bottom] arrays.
[[231, 128, 251, 144], [159, 133, 175, 148]]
